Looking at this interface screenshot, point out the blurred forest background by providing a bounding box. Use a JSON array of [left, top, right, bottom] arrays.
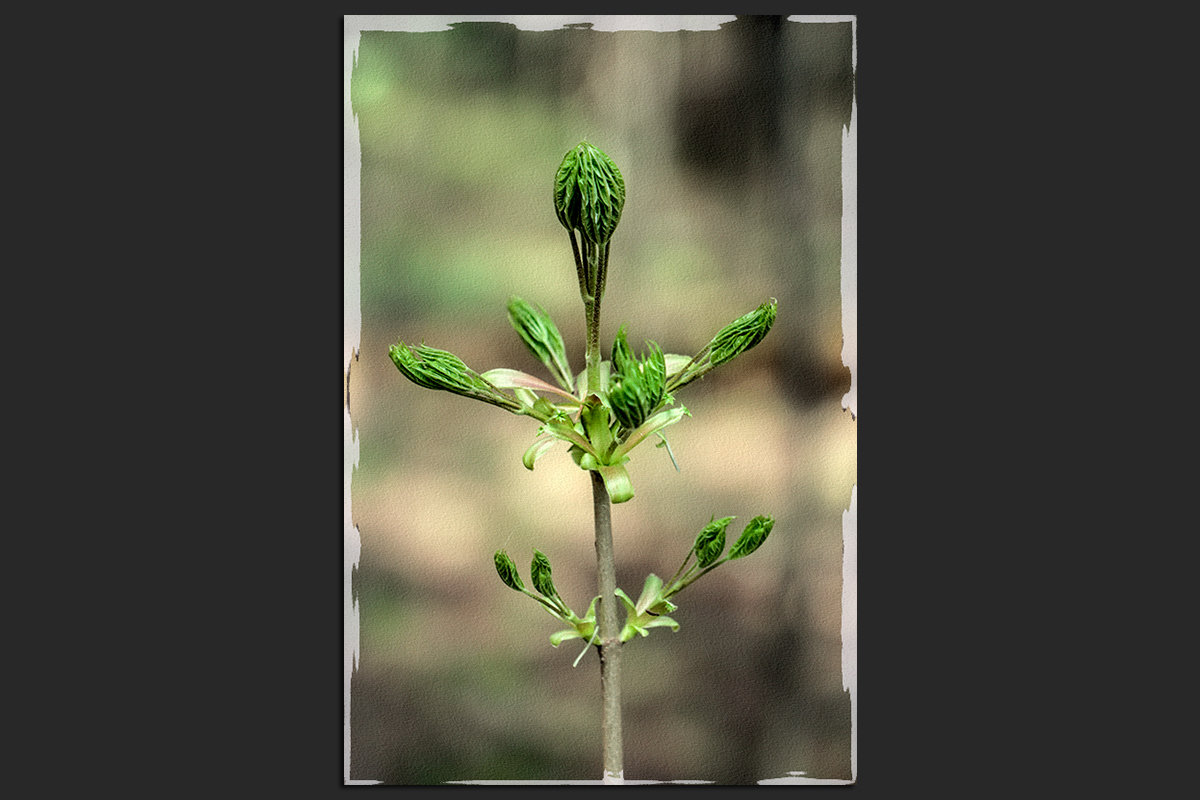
[[346, 16, 856, 784]]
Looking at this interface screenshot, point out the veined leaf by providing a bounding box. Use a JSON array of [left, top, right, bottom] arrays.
[[530, 550, 559, 600], [693, 516, 734, 568], [494, 550, 524, 592], [390, 342, 523, 413], [728, 515, 775, 560], [554, 142, 625, 245]]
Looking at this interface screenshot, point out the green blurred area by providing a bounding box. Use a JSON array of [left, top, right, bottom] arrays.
[[347, 16, 856, 784]]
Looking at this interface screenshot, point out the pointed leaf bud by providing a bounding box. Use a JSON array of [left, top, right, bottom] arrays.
[[727, 515, 775, 561], [506, 297, 574, 391], [693, 516, 735, 568], [669, 299, 778, 392], [530, 549, 560, 600], [709, 299, 777, 367], [389, 342, 523, 413], [554, 142, 625, 245], [494, 550, 525, 592]]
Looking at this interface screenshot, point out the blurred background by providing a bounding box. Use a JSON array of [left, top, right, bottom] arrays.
[[346, 15, 856, 784]]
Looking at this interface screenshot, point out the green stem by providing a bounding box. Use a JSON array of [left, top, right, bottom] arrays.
[[665, 550, 696, 590], [663, 558, 727, 600], [577, 228, 621, 781], [665, 343, 713, 393], [584, 241, 604, 396], [590, 242, 608, 362], [590, 469, 624, 783]]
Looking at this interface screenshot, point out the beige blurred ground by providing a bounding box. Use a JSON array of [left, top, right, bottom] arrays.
[[347, 16, 856, 784]]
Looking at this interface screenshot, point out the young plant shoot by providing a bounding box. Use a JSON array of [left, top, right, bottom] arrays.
[[390, 141, 778, 783]]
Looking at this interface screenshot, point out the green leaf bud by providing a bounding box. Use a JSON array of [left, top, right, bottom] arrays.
[[668, 299, 778, 392], [727, 515, 775, 561], [693, 516, 734, 568], [554, 142, 625, 245], [530, 549, 560, 600], [389, 342, 523, 413], [708, 299, 777, 367], [506, 297, 574, 391], [494, 550, 524, 592]]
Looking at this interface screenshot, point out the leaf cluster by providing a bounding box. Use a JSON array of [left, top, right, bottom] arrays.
[[608, 326, 668, 432], [494, 514, 776, 651]]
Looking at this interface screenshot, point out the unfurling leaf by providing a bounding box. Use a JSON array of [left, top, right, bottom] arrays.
[[530, 549, 560, 600], [494, 550, 524, 592], [507, 297, 574, 391], [693, 516, 734, 568], [608, 326, 666, 431], [728, 515, 775, 561]]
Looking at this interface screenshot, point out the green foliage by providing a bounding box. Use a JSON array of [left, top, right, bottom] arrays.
[[554, 141, 625, 245], [608, 327, 667, 432], [709, 299, 777, 367], [530, 549, 560, 601], [389, 342, 523, 413], [507, 297, 574, 391], [494, 550, 525, 592], [669, 299, 778, 391], [693, 516, 734, 568], [391, 143, 781, 661], [728, 515, 775, 561]]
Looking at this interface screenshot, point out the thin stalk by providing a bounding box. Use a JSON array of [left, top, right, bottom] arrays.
[[664, 555, 694, 591], [584, 242, 604, 395], [663, 558, 727, 600], [589, 242, 608, 365], [580, 244, 623, 782], [591, 468, 624, 784]]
